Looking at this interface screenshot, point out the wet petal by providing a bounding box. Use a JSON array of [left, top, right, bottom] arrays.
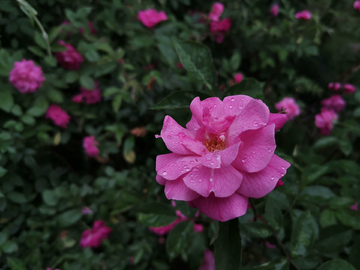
[[165, 178, 201, 201], [156, 153, 200, 180]]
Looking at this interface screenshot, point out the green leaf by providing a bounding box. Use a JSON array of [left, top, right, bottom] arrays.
[[1, 241, 19, 253], [80, 74, 95, 90], [264, 199, 283, 231], [315, 225, 352, 254], [300, 186, 336, 203], [241, 222, 272, 238], [11, 105, 23, 116], [175, 201, 197, 218], [173, 38, 217, 90], [45, 88, 64, 103], [230, 52, 241, 71], [137, 202, 177, 227], [112, 94, 122, 113], [57, 209, 82, 227], [336, 209, 360, 229], [350, 235, 360, 269], [123, 136, 135, 155], [7, 192, 27, 204], [313, 137, 338, 149], [7, 257, 26, 270], [291, 211, 318, 257], [34, 31, 46, 49], [223, 78, 264, 99], [42, 189, 59, 206], [0, 88, 14, 112], [27, 96, 49, 116], [0, 167, 8, 178], [21, 115, 35, 126], [150, 91, 209, 110], [319, 209, 337, 228], [339, 139, 352, 156], [0, 232, 8, 245], [316, 259, 355, 270], [44, 56, 57, 67], [214, 219, 242, 270], [166, 220, 194, 260]]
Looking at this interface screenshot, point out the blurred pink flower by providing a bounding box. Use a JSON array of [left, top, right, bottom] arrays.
[[354, 1, 360, 10], [275, 97, 301, 120], [56, 41, 84, 70], [46, 268, 60, 270], [149, 210, 203, 235], [83, 136, 100, 157], [344, 83, 356, 94], [9, 59, 45, 93], [73, 81, 102, 104], [315, 108, 338, 135], [155, 95, 290, 221], [82, 207, 93, 215], [328, 82, 342, 91], [118, 58, 124, 64], [177, 63, 183, 69], [234, 73, 244, 84], [275, 179, 284, 188], [350, 203, 358, 211], [79, 22, 97, 34], [80, 220, 112, 248], [198, 249, 215, 270], [208, 2, 224, 22], [321, 95, 345, 112], [137, 9, 167, 28], [270, 4, 279, 17], [210, 18, 231, 43], [295, 10, 311, 20], [46, 105, 70, 128], [266, 241, 277, 249]]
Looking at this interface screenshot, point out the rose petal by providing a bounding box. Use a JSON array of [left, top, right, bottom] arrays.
[[223, 95, 252, 117], [165, 178, 201, 201], [156, 153, 200, 180], [268, 113, 287, 131]]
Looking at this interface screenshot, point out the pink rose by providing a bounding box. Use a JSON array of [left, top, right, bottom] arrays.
[[295, 10, 311, 20], [83, 136, 100, 157], [56, 40, 84, 70], [328, 82, 342, 91], [73, 81, 102, 104], [350, 203, 358, 211], [208, 2, 224, 22], [234, 73, 244, 84], [354, 1, 360, 10], [137, 9, 167, 28], [46, 105, 70, 128], [275, 97, 301, 120], [321, 95, 345, 112], [9, 59, 45, 93], [80, 220, 112, 248], [210, 18, 231, 43], [344, 83, 356, 94], [270, 4, 279, 17], [198, 249, 215, 270], [315, 108, 338, 135], [155, 95, 291, 222]]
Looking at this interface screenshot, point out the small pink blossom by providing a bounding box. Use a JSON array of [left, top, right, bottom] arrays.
[[83, 136, 100, 157], [321, 95, 345, 112], [354, 1, 360, 10], [328, 82, 342, 91], [234, 73, 244, 84], [266, 242, 277, 249], [137, 9, 167, 28], [73, 81, 102, 104], [194, 224, 204, 232], [56, 41, 84, 70], [79, 22, 97, 35], [350, 203, 358, 211], [295, 10, 311, 20], [198, 249, 215, 270], [46, 105, 70, 128], [275, 179, 284, 188], [270, 4, 279, 17], [82, 207, 93, 215], [177, 63, 183, 69], [143, 64, 155, 71], [155, 95, 290, 221], [9, 60, 45, 93], [315, 108, 338, 135], [208, 2, 224, 22], [344, 83, 356, 94], [80, 220, 112, 248], [210, 18, 231, 43], [275, 97, 301, 120]]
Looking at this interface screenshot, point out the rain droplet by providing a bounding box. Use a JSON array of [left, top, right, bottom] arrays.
[[162, 171, 167, 176], [167, 135, 172, 139], [231, 98, 235, 102], [199, 179, 202, 182], [268, 149, 272, 152], [206, 156, 212, 161], [229, 106, 233, 109], [214, 105, 217, 108], [270, 176, 275, 180], [242, 158, 246, 163], [281, 166, 285, 170], [254, 122, 258, 126]]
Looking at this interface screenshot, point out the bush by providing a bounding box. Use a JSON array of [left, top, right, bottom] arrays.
[[0, 0, 360, 269]]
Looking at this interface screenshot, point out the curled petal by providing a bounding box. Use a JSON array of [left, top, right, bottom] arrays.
[[268, 113, 287, 131]]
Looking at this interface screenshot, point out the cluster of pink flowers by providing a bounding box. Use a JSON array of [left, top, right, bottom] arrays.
[[73, 81, 102, 104], [46, 105, 71, 128], [354, 1, 360, 10], [149, 209, 203, 235], [56, 40, 84, 70], [80, 220, 112, 248], [328, 82, 356, 93], [321, 95, 345, 112], [9, 60, 45, 94], [295, 10, 312, 20], [137, 9, 168, 28], [155, 95, 290, 221], [208, 3, 231, 43], [83, 136, 100, 157], [275, 97, 301, 120]]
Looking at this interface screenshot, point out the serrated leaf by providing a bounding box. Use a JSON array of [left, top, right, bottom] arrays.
[[223, 78, 264, 99], [173, 38, 216, 90]]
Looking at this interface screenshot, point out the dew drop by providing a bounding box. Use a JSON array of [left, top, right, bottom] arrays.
[[268, 149, 272, 153], [229, 106, 233, 109], [199, 179, 202, 182], [231, 98, 235, 102], [242, 158, 246, 163], [270, 176, 275, 180], [162, 171, 167, 176], [281, 166, 285, 170], [214, 105, 217, 108], [206, 156, 212, 161]]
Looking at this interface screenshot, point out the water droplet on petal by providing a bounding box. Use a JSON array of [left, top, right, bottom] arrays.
[[162, 171, 167, 176], [229, 106, 233, 109], [242, 158, 246, 163], [281, 166, 285, 170], [167, 135, 172, 139], [231, 98, 235, 102]]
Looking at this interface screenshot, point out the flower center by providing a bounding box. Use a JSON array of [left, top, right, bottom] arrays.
[[204, 134, 226, 152]]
